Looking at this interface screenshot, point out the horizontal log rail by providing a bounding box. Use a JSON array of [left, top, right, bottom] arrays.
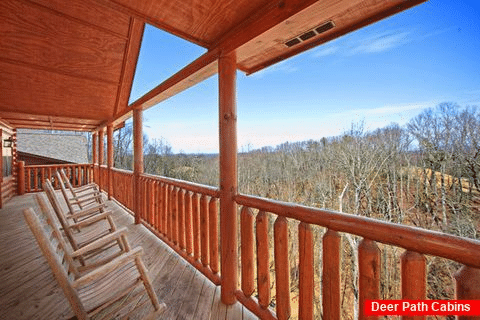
[[22, 163, 93, 193], [235, 193, 480, 267], [140, 172, 219, 198], [234, 192, 480, 319]]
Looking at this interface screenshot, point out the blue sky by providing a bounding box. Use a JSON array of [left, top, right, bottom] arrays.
[[130, 0, 480, 154]]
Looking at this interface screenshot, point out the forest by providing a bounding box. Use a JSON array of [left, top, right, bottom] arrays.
[[103, 102, 479, 318]]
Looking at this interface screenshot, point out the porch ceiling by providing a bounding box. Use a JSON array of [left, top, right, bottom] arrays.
[[0, 0, 426, 131]]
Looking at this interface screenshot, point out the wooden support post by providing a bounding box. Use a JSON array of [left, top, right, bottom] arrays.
[[98, 129, 104, 190], [219, 50, 238, 305], [107, 124, 113, 200], [98, 129, 104, 165], [133, 108, 143, 224], [17, 161, 25, 195], [92, 132, 97, 184]]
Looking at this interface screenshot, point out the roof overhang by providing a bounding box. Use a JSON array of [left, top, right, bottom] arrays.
[[0, 0, 427, 131]]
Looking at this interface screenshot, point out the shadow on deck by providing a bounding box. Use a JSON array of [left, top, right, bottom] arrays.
[[0, 193, 257, 320]]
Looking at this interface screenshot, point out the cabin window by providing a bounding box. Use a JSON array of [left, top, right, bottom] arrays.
[[2, 135, 13, 177]]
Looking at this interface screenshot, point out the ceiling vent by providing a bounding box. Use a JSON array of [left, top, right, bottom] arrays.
[[285, 20, 335, 48]]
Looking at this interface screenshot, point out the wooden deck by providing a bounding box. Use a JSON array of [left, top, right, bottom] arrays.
[[0, 193, 258, 320]]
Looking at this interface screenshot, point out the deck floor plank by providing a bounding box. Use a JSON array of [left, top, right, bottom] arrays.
[[0, 193, 257, 319]]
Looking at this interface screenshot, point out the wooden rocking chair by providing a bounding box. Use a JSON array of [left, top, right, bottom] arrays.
[[58, 168, 103, 209], [54, 172, 108, 217], [24, 206, 166, 319], [42, 181, 124, 268]]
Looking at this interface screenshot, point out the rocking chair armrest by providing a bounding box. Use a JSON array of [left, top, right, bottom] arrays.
[[75, 183, 98, 191], [73, 246, 143, 288], [75, 182, 98, 191], [69, 211, 111, 229], [69, 190, 101, 200], [71, 227, 129, 258], [69, 203, 107, 219], [71, 195, 103, 205]]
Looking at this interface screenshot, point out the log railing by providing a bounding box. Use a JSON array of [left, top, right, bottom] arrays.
[[21, 163, 93, 193], [110, 168, 134, 211], [20, 163, 480, 318], [137, 173, 221, 285], [234, 193, 480, 320]]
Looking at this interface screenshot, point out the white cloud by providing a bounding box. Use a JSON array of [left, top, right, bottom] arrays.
[[250, 60, 298, 78], [313, 46, 339, 57], [312, 26, 454, 59], [348, 31, 411, 55], [350, 103, 427, 115]]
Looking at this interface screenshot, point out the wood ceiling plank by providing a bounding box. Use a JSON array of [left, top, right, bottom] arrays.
[[100, 0, 210, 48], [0, 0, 126, 83], [178, 0, 272, 46], [114, 18, 145, 117], [10, 122, 96, 131], [29, 0, 131, 38], [0, 111, 100, 125], [0, 61, 117, 121], [238, 0, 427, 73], [3, 116, 98, 129]]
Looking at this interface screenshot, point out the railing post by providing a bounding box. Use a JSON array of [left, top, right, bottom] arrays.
[[323, 229, 341, 320], [219, 50, 238, 304], [107, 124, 113, 200], [274, 216, 291, 320], [209, 197, 219, 275], [299, 222, 314, 320], [401, 251, 426, 320], [455, 266, 480, 320], [240, 207, 254, 297], [256, 211, 271, 309], [17, 161, 25, 195], [133, 108, 143, 224], [359, 238, 380, 320]]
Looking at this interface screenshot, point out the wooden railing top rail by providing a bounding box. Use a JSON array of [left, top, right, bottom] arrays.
[[111, 167, 134, 175], [235, 193, 480, 269], [140, 173, 219, 198], [24, 163, 93, 169]]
